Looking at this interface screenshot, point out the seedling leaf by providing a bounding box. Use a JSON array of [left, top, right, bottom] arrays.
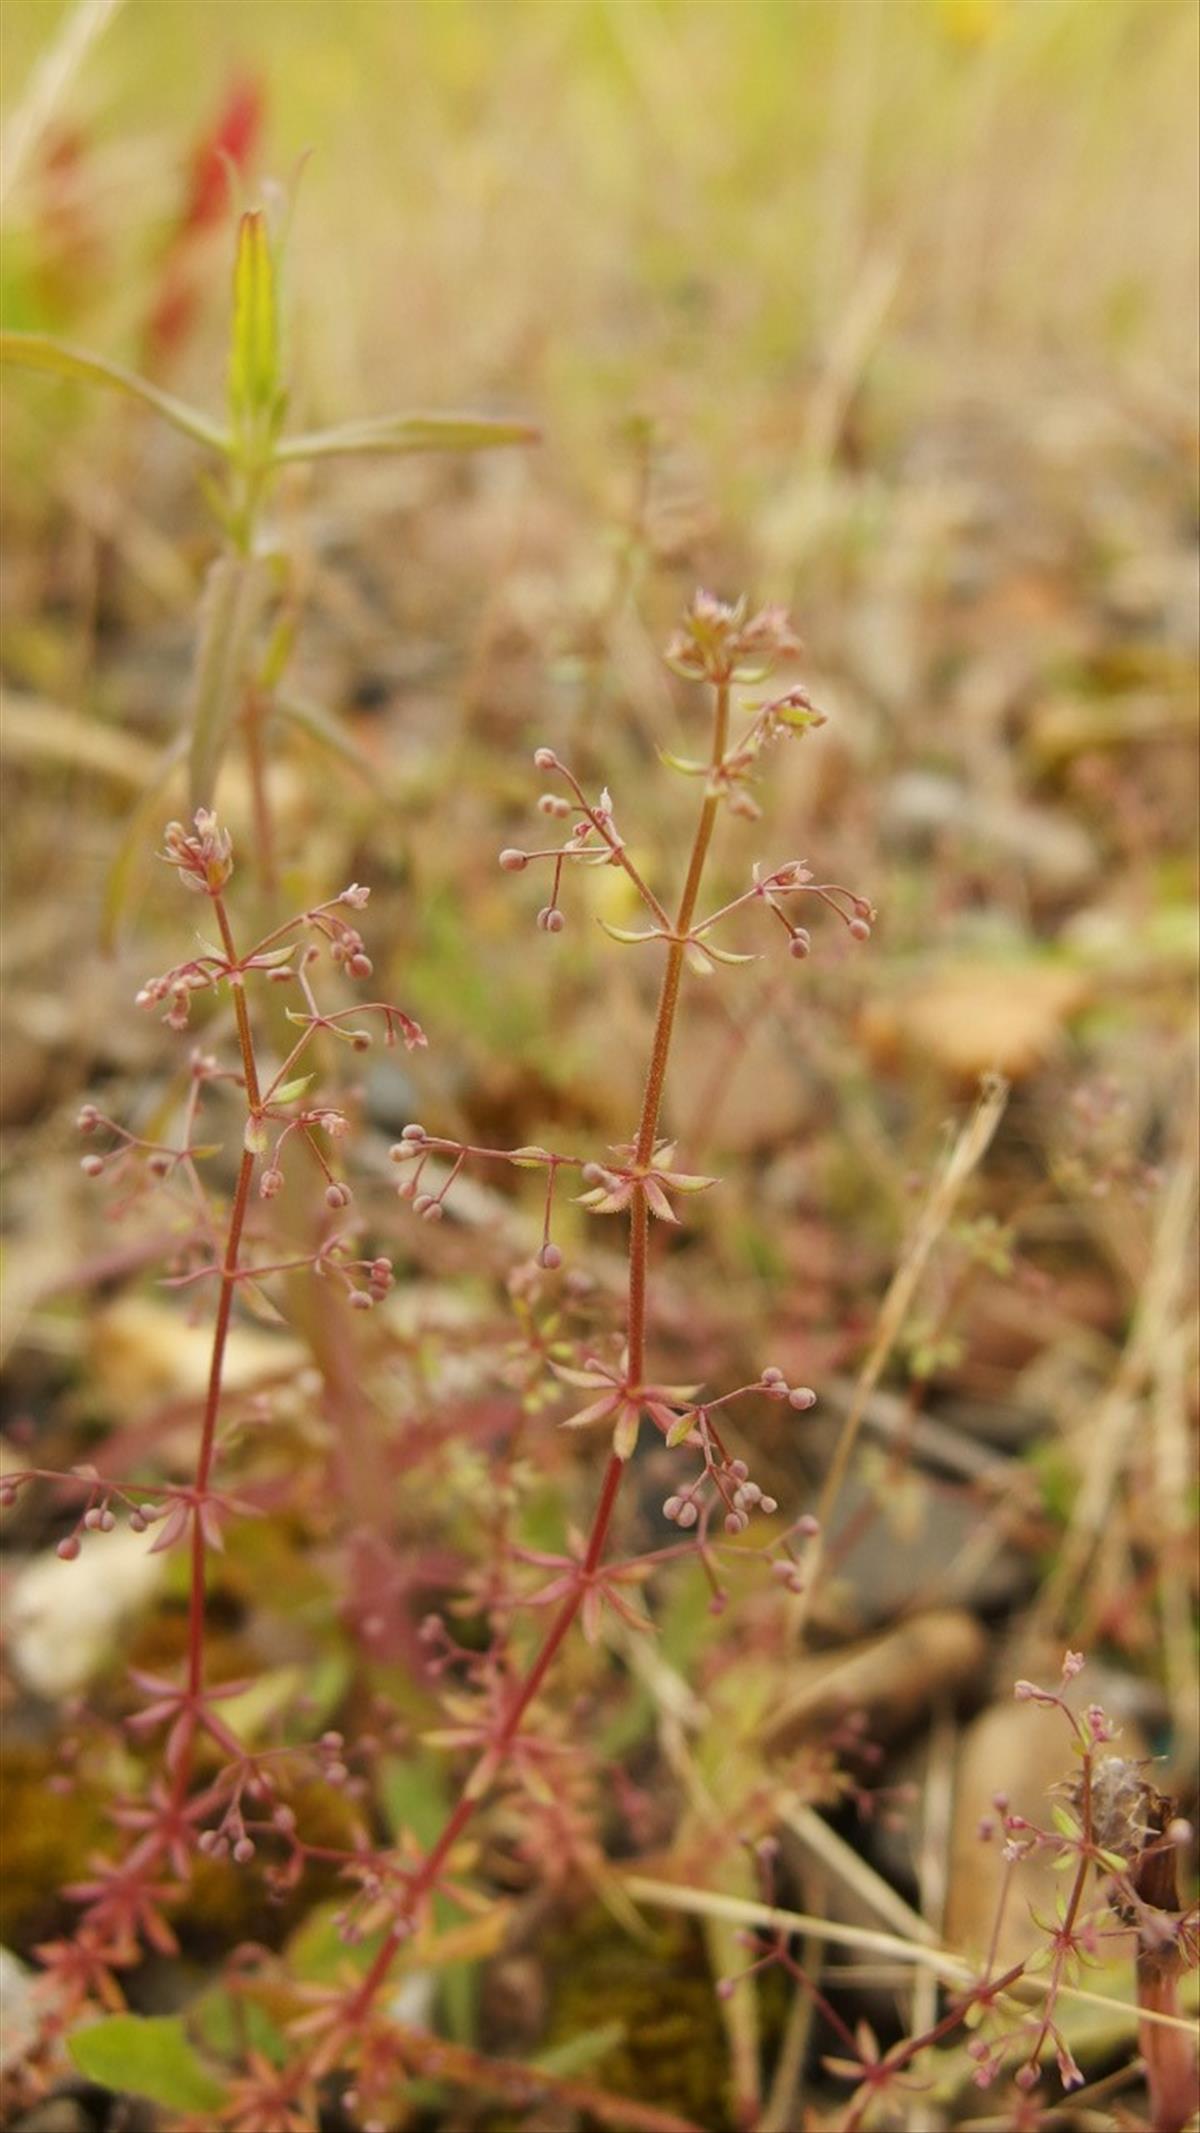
[[68, 2015, 226, 2112]]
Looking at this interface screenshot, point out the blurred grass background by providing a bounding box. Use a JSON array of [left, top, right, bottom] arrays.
[[4, 0, 1197, 471]]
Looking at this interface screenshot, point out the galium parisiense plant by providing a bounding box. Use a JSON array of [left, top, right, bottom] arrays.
[[5, 191, 1193, 2133], [4, 582, 882, 2130]]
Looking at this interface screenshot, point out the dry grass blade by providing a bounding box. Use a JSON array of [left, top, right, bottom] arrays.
[[622, 1876, 1200, 2037], [1037, 1113, 1198, 1634], [793, 1072, 1009, 1635]]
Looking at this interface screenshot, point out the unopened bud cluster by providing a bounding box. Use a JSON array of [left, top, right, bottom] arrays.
[[665, 591, 802, 685], [161, 809, 234, 896]]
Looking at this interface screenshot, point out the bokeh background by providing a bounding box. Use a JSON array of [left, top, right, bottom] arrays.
[[1, 2, 1197, 2126]]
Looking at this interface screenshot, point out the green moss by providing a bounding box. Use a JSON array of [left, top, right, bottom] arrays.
[[0, 1744, 108, 1952], [538, 1908, 734, 2132]]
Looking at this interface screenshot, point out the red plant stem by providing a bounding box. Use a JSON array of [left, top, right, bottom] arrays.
[[182, 895, 261, 1725], [629, 680, 729, 1376], [343, 678, 733, 2033]]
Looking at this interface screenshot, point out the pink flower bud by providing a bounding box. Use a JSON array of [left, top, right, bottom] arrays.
[[499, 848, 529, 872], [325, 1182, 351, 1210], [759, 1367, 785, 1387], [537, 906, 565, 933], [537, 1242, 563, 1270], [260, 1168, 284, 1199], [401, 1123, 428, 1143], [349, 1291, 373, 1311], [533, 747, 558, 770], [57, 1535, 82, 1561], [80, 1154, 105, 1178], [676, 1501, 698, 1529], [789, 930, 812, 959], [77, 1106, 99, 1134], [788, 1385, 817, 1410], [848, 917, 871, 942], [663, 1495, 683, 1521]]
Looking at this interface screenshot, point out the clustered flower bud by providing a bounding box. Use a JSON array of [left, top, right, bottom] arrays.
[[758, 1369, 817, 1411], [328, 921, 372, 980], [161, 810, 234, 896], [665, 591, 803, 686]]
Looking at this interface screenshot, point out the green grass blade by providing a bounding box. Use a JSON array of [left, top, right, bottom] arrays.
[[274, 412, 538, 462]]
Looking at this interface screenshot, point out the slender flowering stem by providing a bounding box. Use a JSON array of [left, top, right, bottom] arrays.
[[318, 674, 736, 2063], [183, 891, 260, 1739], [629, 681, 729, 1372]]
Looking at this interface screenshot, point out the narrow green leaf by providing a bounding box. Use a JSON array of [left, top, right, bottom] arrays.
[[188, 554, 266, 811], [534, 2022, 627, 2078], [272, 1074, 314, 1105], [695, 941, 759, 967], [67, 2015, 226, 2112], [1, 331, 229, 454], [657, 749, 707, 776], [275, 412, 538, 463], [597, 920, 662, 946]]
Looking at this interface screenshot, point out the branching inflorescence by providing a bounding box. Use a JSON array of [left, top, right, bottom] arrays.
[[14, 592, 875, 2128], [11, 813, 425, 2048]]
